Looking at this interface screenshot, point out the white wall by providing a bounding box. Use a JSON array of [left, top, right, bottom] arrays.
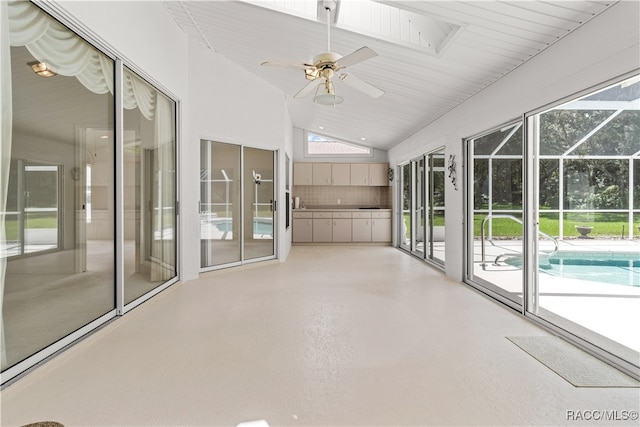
[[186, 39, 293, 279], [388, 1, 640, 281]]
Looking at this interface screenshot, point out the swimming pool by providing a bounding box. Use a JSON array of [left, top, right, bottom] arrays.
[[213, 218, 273, 235], [541, 251, 640, 287]]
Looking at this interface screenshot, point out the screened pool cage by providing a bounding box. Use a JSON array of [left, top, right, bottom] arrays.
[[472, 75, 640, 242]]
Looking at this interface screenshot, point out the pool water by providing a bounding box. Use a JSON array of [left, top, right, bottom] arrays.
[[541, 251, 640, 287], [215, 219, 273, 235]]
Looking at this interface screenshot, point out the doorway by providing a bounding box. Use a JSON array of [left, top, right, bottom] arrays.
[[200, 141, 276, 270]]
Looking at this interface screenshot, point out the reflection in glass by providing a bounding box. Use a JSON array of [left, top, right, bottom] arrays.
[[200, 141, 241, 267], [3, 7, 115, 372], [123, 67, 177, 305]]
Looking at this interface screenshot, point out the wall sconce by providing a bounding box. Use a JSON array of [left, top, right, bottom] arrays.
[[28, 61, 56, 77]]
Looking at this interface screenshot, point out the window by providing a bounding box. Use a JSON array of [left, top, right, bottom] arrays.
[[305, 132, 372, 157]]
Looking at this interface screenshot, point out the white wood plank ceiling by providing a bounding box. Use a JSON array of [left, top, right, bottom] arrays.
[[163, 0, 615, 151]]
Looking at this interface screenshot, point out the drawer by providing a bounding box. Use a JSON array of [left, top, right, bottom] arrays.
[[372, 211, 391, 219], [352, 211, 372, 219], [292, 211, 313, 219], [332, 211, 352, 219], [313, 212, 332, 219]]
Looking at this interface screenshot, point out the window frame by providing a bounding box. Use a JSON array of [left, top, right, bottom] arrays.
[[303, 130, 373, 158]]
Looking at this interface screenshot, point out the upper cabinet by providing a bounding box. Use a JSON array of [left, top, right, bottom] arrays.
[[293, 163, 313, 185], [312, 163, 332, 186], [294, 162, 388, 186], [369, 163, 389, 186], [350, 163, 388, 186], [331, 163, 351, 186]]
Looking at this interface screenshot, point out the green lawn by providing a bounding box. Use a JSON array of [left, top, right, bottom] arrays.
[[401, 211, 638, 238], [4, 216, 57, 240], [474, 212, 637, 238]]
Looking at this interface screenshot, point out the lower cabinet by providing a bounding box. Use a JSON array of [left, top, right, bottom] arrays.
[[372, 217, 392, 242], [292, 212, 313, 243], [312, 218, 333, 242], [292, 210, 390, 243], [352, 217, 372, 242], [332, 214, 352, 242]]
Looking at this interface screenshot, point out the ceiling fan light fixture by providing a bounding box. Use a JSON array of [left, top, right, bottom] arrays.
[[314, 79, 343, 105], [28, 61, 56, 77]]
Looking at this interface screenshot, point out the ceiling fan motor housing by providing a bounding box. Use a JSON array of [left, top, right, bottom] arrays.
[[313, 52, 341, 69]]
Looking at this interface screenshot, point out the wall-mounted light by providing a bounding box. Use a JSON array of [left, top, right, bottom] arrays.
[[28, 61, 56, 77]]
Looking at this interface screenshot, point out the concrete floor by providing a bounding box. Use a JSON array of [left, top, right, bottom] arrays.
[[1, 246, 639, 426]]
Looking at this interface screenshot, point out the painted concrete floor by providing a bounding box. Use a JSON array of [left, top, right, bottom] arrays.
[[1, 246, 639, 426]]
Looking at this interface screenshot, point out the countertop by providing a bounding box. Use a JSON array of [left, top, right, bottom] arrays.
[[293, 205, 391, 212]]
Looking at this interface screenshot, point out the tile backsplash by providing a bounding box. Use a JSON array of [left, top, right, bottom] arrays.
[[293, 185, 391, 207]]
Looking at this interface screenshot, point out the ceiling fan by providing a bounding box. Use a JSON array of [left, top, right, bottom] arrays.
[[261, 0, 384, 105]]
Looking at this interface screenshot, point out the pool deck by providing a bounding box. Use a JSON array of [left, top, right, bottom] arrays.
[[474, 238, 640, 354]]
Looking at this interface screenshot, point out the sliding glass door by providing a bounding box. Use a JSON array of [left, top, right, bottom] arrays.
[[527, 75, 640, 368], [465, 73, 639, 375], [2, 1, 179, 383], [427, 150, 446, 265], [200, 141, 242, 267], [200, 141, 276, 270], [123, 67, 177, 305], [399, 163, 411, 251], [398, 149, 446, 267], [466, 123, 524, 306], [244, 147, 275, 261]]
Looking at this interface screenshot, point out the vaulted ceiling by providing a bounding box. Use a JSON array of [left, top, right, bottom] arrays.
[[163, 0, 616, 151]]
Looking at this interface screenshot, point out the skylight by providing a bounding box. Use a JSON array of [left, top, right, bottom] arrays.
[[241, 0, 461, 56]]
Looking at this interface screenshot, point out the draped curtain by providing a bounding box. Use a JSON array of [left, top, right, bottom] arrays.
[[1, 0, 175, 369]]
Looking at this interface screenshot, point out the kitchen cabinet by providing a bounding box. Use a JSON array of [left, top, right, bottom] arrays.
[[294, 162, 388, 186], [350, 163, 370, 186], [292, 209, 391, 244], [293, 163, 312, 185], [369, 163, 389, 186], [352, 212, 372, 242], [312, 163, 332, 186], [331, 163, 351, 186], [371, 212, 392, 242], [350, 163, 389, 186], [312, 212, 333, 242], [332, 211, 352, 242], [292, 211, 313, 242]]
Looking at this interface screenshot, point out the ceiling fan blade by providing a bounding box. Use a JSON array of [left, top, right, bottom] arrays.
[[261, 61, 314, 70], [336, 46, 378, 68], [339, 73, 384, 98], [294, 80, 321, 99]]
